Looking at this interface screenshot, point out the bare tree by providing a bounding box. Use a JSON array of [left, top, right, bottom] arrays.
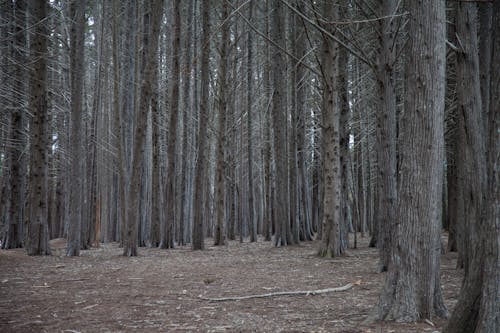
[[26, 0, 50, 256], [214, 0, 230, 246], [444, 2, 499, 332], [123, 0, 163, 256], [192, 0, 211, 250], [270, 0, 293, 246], [161, 0, 181, 249], [376, 0, 447, 321], [318, 0, 343, 257], [374, 0, 398, 272], [3, 0, 27, 249], [66, 0, 86, 256]]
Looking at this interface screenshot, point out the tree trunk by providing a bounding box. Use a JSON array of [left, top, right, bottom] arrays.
[[192, 0, 211, 250], [123, 0, 163, 256], [270, 0, 292, 246], [4, 0, 26, 249], [214, 0, 230, 246], [161, 0, 181, 249], [374, 0, 398, 272], [376, 0, 447, 321], [318, 0, 343, 258], [26, 0, 50, 256], [247, 0, 257, 243], [444, 2, 499, 332], [66, 0, 86, 256]]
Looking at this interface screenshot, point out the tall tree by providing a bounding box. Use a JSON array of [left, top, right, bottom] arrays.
[[192, 0, 211, 250], [376, 0, 447, 321], [318, 0, 343, 257], [246, 0, 256, 243], [161, 0, 181, 249], [444, 2, 499, 332], [271, 0, 292, 246], [374, 0, 398, 272], [214, 0, 230, 246], [66, 0, 86, 256], [26, 0, 50, 256], [123, 0, 163, 256], [3, 0, 27, 249]]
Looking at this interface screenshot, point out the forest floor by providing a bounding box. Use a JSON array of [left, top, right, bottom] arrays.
[[0, 234, 462, 333]]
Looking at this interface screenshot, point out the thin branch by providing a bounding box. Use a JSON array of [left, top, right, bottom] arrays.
[[225, 0, 321, 77], [281, 0, 373, 68], [199, 283, 353, 302]]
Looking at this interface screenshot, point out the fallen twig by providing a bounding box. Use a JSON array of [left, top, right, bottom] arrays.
[[199, 283, 353, 302]]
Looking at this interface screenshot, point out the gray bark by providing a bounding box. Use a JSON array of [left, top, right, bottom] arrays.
[[318, 0, 343, 257], [376, 0, 447, 321], [26, 0, 50, 256], [444, 2, 499, 332], [66, 0, 86, 257], [214, 0, 230, 246], [271, 0, 292, 246], [192, 0, 211, 250], [161, 0, 181, 249], [4, 0, 26, 249]]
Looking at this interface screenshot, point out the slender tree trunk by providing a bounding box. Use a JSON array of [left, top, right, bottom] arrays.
[[66, 0, 86, 256], [271, 0, 292, 246], [161, 0, 181, 249], [318, 0, 343, 257], [246, 0, 257, 243], [214, 0, 230, 246], [26, 0, 50, 256], [124, 0, 163, 256], [374, 0, 398, 272], [376, 0, 447, 321], [4, 0, 26, 249], [192, 0, 211, 250]]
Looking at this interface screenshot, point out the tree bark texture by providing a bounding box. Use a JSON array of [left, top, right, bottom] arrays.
[[4, 0, 27, 249], [214, 0, 230, 246], [192, 0, 211, 250], [66, 0, 86, 256], [444, 2, 499, 332], [374, 0, 398, 272], [377, 0, 447, 321], [271, 0, 292, 246], [26, 0, 50, 256], [124, 0, 163, 256], [161, 0, 181, 249], [318, 0, 343, 258]]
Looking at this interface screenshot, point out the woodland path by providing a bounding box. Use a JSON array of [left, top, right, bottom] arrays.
[[0, 236, 461, 333]]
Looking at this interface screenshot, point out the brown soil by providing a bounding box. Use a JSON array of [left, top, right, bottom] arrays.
[[0, 235, 462, 333]]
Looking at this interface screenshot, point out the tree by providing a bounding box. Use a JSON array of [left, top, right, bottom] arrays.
[[26, 0, 50, 256], [3, 0, 27, 249], [66, 0, 86, 257], [318, 0, 343, 258], [161, 0, 181, 249], [376, 0, 447, 321], [246, 0, 256, 243], [214, 0, 230, 246], [192, 0, 211, 250], [374, 0, 398, 272], [123, 0, 163, 256], [270, 0, 293, 247], [444, 2, 499, 332]]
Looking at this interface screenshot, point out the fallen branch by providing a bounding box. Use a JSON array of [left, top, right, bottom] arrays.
[[199, 283, 353, 302]]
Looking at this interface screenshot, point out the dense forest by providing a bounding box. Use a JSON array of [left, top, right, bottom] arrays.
[[0, 0, 498, 331]]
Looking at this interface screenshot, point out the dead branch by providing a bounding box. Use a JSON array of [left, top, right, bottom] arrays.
[[199, 283, 353, 302]]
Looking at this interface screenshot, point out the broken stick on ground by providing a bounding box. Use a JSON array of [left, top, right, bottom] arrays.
[[199, 283, 353, 302]]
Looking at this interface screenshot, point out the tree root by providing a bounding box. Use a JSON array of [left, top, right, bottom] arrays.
[[199, 283, 353, 302]]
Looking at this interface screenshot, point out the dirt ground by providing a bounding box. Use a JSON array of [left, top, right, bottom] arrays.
[[0, 235, 462, 333]]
